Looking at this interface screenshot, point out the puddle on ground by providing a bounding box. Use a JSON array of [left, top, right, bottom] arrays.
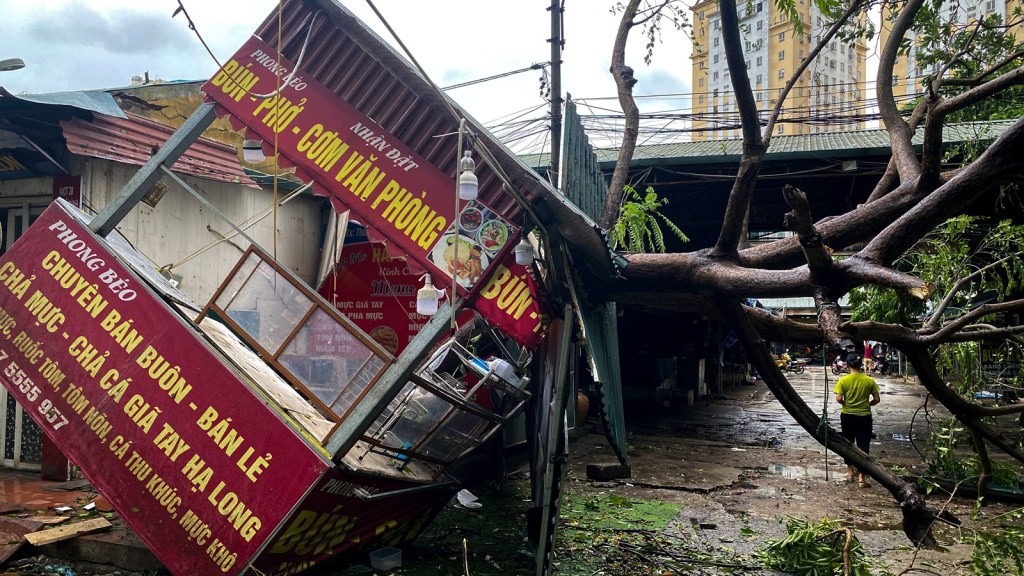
[[892, 433, 913, 442], [767, 463, 830, 480]]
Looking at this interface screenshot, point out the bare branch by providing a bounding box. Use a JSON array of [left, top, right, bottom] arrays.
[[707, 0, 769, 257], [934, 65, 1024, 117], [876, 0, 926, 182], [836, 256, 935, 299], [601, 0, 642, 230], [923, 299, 1024, 342], [860, 118, 1024, 265], [764, 0, 866, 144]]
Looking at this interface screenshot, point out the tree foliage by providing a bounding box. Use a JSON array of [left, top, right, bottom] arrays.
[[589, 0, 1024, 550], [609, 184, 689, 253]]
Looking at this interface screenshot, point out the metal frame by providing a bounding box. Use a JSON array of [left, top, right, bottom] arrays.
[[198, 245, 394, 440]]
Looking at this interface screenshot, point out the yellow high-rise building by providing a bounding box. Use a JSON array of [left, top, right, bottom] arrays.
[[690, 0, 868, 140]]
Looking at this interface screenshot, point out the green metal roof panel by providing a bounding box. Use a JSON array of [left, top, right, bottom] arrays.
[[589, 120, 1016, 166], [578, 302, 627, 465]]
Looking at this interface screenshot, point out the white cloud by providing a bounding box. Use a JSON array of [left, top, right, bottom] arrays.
[[1, 0, 692, 140]]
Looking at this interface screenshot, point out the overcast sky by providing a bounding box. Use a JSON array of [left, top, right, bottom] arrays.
[[1, 0, 692, 144]]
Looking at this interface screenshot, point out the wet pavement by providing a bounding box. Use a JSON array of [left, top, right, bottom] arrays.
[[565, 365, 1020, 574], [0, 469, 158, 574], [0, 366, 1016, 575]]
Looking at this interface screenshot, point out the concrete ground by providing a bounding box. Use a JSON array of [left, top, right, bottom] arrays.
[[0, 365, 1019, 575], [566, 365, 1023, 574], [0, 470, 159, 574]]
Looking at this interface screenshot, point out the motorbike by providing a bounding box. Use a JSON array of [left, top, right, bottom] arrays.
[[776, 353, 805, 375], [873, 355, 892, 376], [831, 356, 849, 375]]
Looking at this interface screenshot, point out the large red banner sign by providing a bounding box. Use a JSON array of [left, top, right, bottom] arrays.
[[0, 203, 329, 575], [202, 37, 547, 349], [202, 37, 458, 291]]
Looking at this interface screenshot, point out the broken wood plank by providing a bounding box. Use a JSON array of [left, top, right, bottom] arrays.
[[30, 515, 71, 526], [24, 518, 111, 546]]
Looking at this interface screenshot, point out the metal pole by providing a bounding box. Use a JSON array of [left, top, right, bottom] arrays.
[[548, 0, 563, 189]]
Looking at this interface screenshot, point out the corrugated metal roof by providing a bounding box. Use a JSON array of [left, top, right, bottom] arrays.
[[0, 87, 127, 119], [584, 120, 1017, 165], [61, 113, 258, 187]]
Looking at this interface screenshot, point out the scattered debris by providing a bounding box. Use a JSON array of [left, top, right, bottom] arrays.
[[24, 518, 112, 547]]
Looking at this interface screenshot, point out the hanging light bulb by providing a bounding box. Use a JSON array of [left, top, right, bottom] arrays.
[[416, 274, 439, 316], [514, 233, 534, 266], [242, 139, 266, 163], [458, 149, 478, 201]]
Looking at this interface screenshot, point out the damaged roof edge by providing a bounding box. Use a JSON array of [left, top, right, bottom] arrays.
[[0, 87, 127, 119], [293, 0, 618, 281]]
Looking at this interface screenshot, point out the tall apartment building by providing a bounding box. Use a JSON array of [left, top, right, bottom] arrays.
[[690, 0, 869, 140], [884, 0, 1022, 101]]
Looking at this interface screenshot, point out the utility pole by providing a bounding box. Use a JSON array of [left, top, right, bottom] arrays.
[[548, 0, 563, 190]]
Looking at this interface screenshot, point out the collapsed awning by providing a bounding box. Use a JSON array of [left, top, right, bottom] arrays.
[[61, 113, 259, 187]]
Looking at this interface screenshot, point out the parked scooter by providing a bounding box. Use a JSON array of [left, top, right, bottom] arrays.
[[776, 353, 805, 375], [873, 354, 893, 376], [831, 356, 849, 375]]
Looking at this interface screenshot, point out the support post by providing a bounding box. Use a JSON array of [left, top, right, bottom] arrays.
[[90, 102, 217, 237], [324, 302, 454, 459]]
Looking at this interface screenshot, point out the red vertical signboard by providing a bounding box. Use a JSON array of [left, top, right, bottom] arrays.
[[0, 203, 329, 575], [317, 225, 423, 356], [202, 37, 459, 292]]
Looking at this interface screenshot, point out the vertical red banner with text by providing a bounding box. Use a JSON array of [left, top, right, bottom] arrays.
[[202, 37, 457, 292], [0, 203, 329, 575]]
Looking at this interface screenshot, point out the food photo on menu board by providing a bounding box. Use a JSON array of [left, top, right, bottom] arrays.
[[430, 200, 513, 288]]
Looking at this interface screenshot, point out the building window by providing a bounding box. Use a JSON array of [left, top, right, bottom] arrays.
[[778, 32, 785, 41], [698, 94, 705, 103], [700, 27, 705, 36], [778, 69, 785, 78], [756, 56, 763, 66], [746, 60, 751, 69], [699, 77, 705, 86], [756, 74, 763, 83], [714, 89, 719, 98], [840, 45, 846, 55], [757, 2, 763, 12], [778, 50, 785, 60], [713, 71, 719, 81], [892, 75, 899, 85], [757, 20, 763, 30], [778, 125, 785, 134], [700, 61, 706, 69], [713, 54, 720, 63], [699, 11, 705, 20], [840, 62, 845, 72], [986, 0, 995, 10], [714, 37, 720, 46]]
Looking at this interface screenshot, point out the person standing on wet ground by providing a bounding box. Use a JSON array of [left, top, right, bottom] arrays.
[[834, 353, 881, 487]]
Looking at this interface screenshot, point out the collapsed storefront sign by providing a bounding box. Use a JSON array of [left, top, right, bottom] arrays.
[[0, 203, 330, 574]]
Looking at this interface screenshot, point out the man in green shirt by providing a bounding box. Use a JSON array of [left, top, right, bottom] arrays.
[[834, 354, 881, 487]]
